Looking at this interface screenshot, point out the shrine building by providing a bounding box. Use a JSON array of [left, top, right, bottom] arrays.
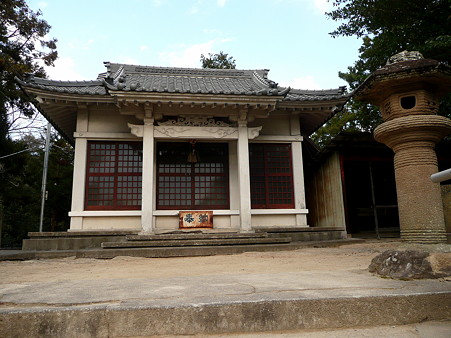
[[19, 63, 347, 233]]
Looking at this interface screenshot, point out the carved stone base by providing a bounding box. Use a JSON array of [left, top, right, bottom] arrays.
[[374, 114, 451, 244], [400, 229, 447, 244]]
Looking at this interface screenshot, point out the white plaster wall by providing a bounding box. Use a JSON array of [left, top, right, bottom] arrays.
[[88, 110, 141, 133], [81, 216, 141, 230], [252, 116, 291, 136], [251, 214, 297, 227], [154, 216, 178, 229], [210, 215, 233, 228]]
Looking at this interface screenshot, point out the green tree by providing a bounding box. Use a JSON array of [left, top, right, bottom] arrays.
[[0, 133, 72, 247], [200, 51, 236, 69], [314, 0, 451, 146], [0, 0, 58, 139], [45, 135, 73, 233], [1, 0, 61, 246], [1, 136, 41, 247]]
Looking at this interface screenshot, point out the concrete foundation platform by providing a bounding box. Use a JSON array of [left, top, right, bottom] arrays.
[[0, 269, 449, 337], [21, 228, 348, 252], [0, 238, 363, 261]]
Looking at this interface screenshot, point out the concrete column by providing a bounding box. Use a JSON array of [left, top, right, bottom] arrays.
[[69, 138, 87, 230], [289, 114, 308, 226], [69, 106, 89, 230], [291, 141, 308, 226], [237, 120, 252, 232], [374, 115, 451, 243], [141, 117, 155, 233]]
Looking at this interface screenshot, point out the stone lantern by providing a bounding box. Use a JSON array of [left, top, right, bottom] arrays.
[[354, 51, 451, 243]]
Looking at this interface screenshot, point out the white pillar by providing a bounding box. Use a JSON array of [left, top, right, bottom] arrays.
[[69, 137, 87, 230], [69, 107, 89, 230], [237, 120, 252, 232], [290, 114, 308, 227], [291, 141, 308, 226], [141, 117, 155, 233]]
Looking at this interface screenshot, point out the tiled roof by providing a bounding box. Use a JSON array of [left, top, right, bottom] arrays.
[[100, 62, 290, 96], [285, 87, 347, 101], [19, 62, 347, 101], [17, 77, 107, 95]]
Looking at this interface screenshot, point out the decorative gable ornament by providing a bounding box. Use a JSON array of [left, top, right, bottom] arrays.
[[158, 116, 235, 127]]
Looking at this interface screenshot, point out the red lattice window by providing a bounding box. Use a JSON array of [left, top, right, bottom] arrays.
[[249, 143, 294, 209], [157, 142, 229, 210], [85, 142, 142, 210]]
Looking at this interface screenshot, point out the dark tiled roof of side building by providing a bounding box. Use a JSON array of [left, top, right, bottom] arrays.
[[19, 62, 347, 100]]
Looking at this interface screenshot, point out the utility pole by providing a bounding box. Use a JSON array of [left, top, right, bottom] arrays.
[[39, 122, 51, 232]]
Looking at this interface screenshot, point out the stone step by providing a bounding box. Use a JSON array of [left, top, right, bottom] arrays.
[[27, 230, 139, 238], [102, 237, 291, 249], [254, 227, 345, 232], [21, 229, 346, 252], [2, 239, 366, 261], [126, 232, 268, 241], [23, 231, 140, 251], [22, 236, 131, 251], [1, 282, 448, 336], [254, 227, 347, 242]]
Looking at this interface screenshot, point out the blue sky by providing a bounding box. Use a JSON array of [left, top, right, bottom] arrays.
[[29, 0, 361, 90]]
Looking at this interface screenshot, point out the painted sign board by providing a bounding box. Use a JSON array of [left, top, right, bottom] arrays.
[[179, 211, 213, 229]]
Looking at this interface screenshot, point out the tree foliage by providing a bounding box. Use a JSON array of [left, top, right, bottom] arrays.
[[328, 0, 450, 89], [0, 1, 67, 247], [0, 0, 58, 139], [311, 108, 360, 148], [314, 0, 451, 147], [1, 134, 73, 247], [200, 51, 236, 69]]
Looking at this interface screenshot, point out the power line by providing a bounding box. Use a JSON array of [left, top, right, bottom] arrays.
[[0, 148, 38, 159]]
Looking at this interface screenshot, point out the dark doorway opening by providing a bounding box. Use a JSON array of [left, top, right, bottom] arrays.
[[343, 159, 399, 238]]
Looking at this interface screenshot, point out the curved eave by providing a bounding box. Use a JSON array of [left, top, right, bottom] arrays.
[[278, 96, 348, 108], [22, 85, 114, 103], [110, 90, 283, 106], [21, 86, 114, 144], [276, 96, 348, 136]]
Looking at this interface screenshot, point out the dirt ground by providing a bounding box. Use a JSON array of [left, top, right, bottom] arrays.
[[1, 240, 449, 284]]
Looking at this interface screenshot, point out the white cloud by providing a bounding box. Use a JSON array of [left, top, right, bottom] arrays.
[[83, 39, 95, 50], [44, 57, 87, 81], [274, 0, 331, 13], [152, 0, 165, 6], [140, 45, 150, 51], [38, 2, 49, 9], [217, 0, 227, 7], [188, 0, 203, 15], [286, 75, 321, 90], [203, 28, 221, 34], [117, 56, 140, 65], [219, 37, 233, 43], [158, 38, 233, 68], [188, 6, 200, 15], [159, 41, 216, 68], [312, 0, 330, 12], [67, 38, 95, 51]]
